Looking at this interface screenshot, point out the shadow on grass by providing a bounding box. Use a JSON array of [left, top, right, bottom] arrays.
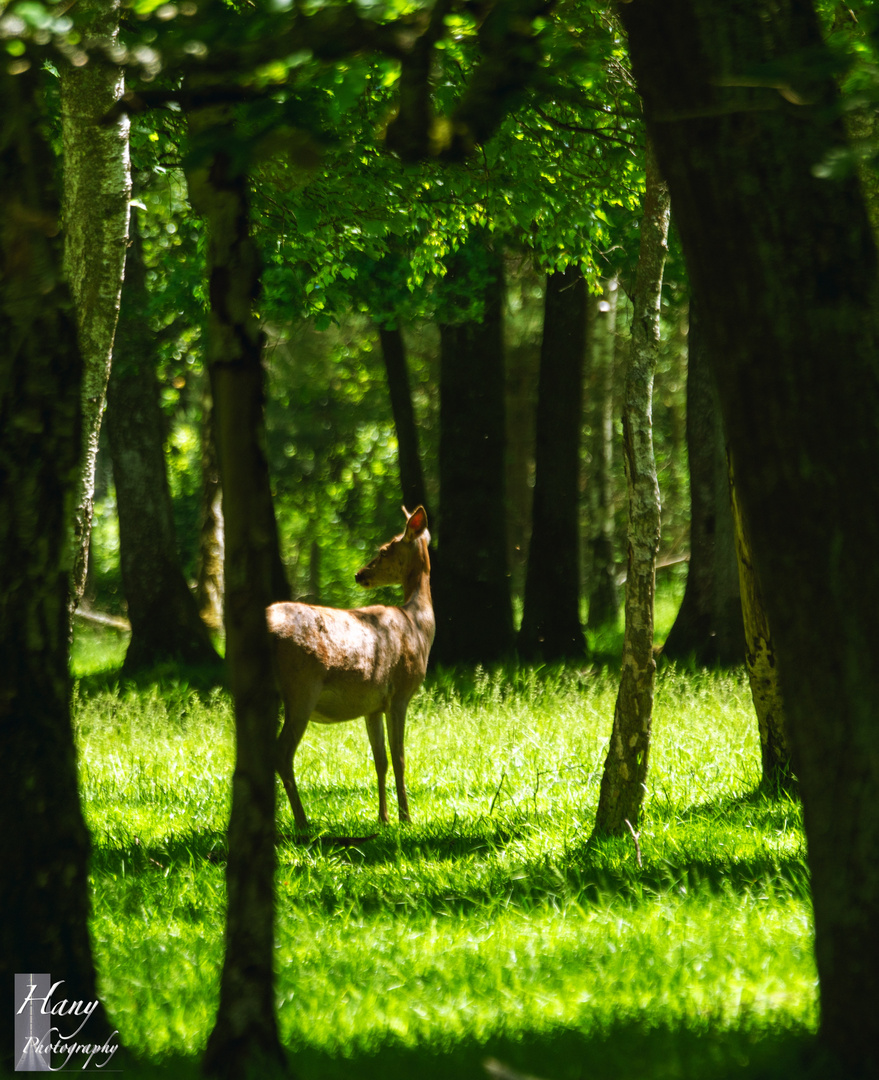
[[106, 1020, 827, 1080], [74, 660, 227, 700], [276, 813, 536, 861], [90, 828, 228, 875], [568, 789, 809, 905], [297, 1022, 824, 1080], [89, 790, 809, 913]]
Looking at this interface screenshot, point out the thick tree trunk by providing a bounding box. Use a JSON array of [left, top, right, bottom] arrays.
[[105, 208, 222, 672], [378, 324, 427, 511], [728, 452, 792, 790], [586, 278, 621, 629], [662, 296, 743, 665], [518, 265, 588, 661], [61, 0, 131, 613], [592, 143, 670, 837], [0, 62, 114, 1064], [433, 237, 514, 665], [186, 108, 289, 1080], [619, 1, 879, 1071]]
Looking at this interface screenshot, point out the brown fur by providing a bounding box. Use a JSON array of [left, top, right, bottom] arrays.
[[267, 506, 434, 831]]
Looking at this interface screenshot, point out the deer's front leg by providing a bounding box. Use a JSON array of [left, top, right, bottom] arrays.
[[365, 711, 389, 824], [277, 703, 311, 833], [387, 699, 410, 823]]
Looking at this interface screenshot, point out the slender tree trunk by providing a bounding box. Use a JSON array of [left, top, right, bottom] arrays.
[[378, 324, 427, 511], [505, 339, 540, 594], [0, 61, 114, 1064], [186, 107, 289, 1080], [195, 383, 225, 632], [432, 236, 513, 665], [518, 265, 588, 661], [728, 452, 792, 790], [61, 0, 131, 614], [592, 143, 670, 837], [663, 295, 743, 665], [105, 207, 222, 672], [586, 277, 621, 629], [619, 1, 879, 1071]]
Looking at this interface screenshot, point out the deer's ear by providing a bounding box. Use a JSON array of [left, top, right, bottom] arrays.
[[405, 505, 428, 538]]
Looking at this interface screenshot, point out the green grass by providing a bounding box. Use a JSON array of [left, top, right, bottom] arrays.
[[71, 631, 817, 1080]]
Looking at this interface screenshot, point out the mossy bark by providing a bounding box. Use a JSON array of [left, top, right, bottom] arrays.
[[728, 452, 792, 790], [61, 0, 130, 613], [0, 61, 114, 1061], [592, 143, 670, 837], [619, 1, 879, 1070]]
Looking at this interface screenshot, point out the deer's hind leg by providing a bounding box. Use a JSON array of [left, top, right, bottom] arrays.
[[365, 711, 389, 824], [387, 697, 411, 823]]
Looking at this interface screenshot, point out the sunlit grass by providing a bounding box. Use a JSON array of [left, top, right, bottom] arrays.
[[71, 620, 130, 676], [72, 642, 816, 1078]]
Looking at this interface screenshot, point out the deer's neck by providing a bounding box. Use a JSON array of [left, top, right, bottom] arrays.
[[402, 542, 432, 613]]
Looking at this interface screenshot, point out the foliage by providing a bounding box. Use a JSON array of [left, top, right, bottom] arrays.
[[2, 0, 683, 615], [71, 657, 815, 1077]]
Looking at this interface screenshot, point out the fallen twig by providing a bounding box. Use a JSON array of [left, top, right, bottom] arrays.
[[74, 606, 131, 632], [624, 817, 643, 867], [489, 769, 507, 815]]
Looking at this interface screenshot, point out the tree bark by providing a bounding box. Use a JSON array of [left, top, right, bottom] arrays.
[[105, 207, 222, 672], [0, 61, 114, 1063], [662, 295, 743, 665], [728, 452, 792, 790], [195, 382, 225, 632], [586, 278, 621, 629], [186, 107, 290, 1079], [378, 324, 427, 512], [61, 0, 131, 614], [618, 1, 879, 1071], [592, 142, 670, 837], [505, 338, 540, 594], [433, 236, 514, 665], [518, 265, 588, 661]]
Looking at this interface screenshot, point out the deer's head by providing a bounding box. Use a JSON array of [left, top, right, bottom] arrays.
[[355, 506, 430, 589]]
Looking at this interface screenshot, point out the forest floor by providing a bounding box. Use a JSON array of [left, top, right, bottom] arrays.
[[70, 598, 817, 1080]]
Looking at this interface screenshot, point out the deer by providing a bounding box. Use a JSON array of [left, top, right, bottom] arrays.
[[267, 505, 435, 833]]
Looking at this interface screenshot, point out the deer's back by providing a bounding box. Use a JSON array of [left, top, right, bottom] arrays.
[[267, 601, 430, 718]]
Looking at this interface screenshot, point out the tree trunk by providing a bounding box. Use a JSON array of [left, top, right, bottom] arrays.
[[728, 452, 792, 790], [61, 0, 131, 614], [433, 237, 514, 666], [618, 1, 879, 1071], [195, 382, 225, 632], [105, 207, 222, 672], [505, 339, 540, 594], [378, 324, 427, 511], [186, 108, 289, 1080], [662, 295, 743, 665], [592, 142, 670, 837], [517, 265, 588, 661], [0, 61, 114, 1063], [586, 277, 621, 629]]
